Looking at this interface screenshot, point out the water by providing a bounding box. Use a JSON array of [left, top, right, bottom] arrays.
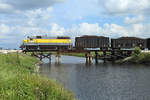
[[39, 55, 150, 100]]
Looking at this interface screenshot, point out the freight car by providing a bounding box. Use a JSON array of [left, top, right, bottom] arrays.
[[111, 37, 147, 50], [21, 36, 72, 50], [75, 35, 109, 50], [147, 38, 150, 50]]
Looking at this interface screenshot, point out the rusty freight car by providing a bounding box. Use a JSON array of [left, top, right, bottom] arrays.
[[111, 37, 147, 50], [147, 38, 150, 50], [75, 35, 109, 50]]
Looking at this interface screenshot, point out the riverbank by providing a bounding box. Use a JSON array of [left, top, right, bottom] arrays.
[[0, 53, 75, 100], [121, 52, 150, 65]]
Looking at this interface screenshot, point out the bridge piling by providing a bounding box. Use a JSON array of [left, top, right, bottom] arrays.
[[103, 51, 106, 63], [85, 52, 92, 64], [49, 54, 52, 64], [55, 52, 61, 64], [95, 51, 98, 64]]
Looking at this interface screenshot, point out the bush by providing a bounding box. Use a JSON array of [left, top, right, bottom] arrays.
[[133, 47, 141, 56]]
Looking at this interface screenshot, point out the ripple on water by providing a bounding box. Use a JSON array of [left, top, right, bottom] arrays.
[[40, 56, 150, 100]]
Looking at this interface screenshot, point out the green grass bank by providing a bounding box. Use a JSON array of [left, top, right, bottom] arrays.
[[0, 53, 75, 100], [121, 47, 150, 65], [121, 52, 150, 65]]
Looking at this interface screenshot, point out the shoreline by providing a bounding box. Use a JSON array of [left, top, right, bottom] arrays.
[[119, 52, 150, 65], [0, 52, 76, 100]]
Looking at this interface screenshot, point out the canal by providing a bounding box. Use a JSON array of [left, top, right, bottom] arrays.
[[39, 55, 150, 100]]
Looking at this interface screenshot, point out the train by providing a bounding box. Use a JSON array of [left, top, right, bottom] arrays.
[[20, 35, 150, 51], [20, 36, 72, 50]]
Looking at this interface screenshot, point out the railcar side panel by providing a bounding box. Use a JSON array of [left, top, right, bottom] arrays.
[[22, 36, 72, 50], [147, 38, 150, 50], [111, 37, 147, 49], [75, 36, 109, 50]]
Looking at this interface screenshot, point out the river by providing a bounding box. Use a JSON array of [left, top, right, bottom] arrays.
[[39, 55, 150, 100]]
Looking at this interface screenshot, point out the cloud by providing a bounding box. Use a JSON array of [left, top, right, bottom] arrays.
[[79, 23, 102, 35], [0, 2, 19, 13], [124, 15, 145, 24], [98, 0, 150, 15], [50, 23, 65, 36], [130, 24, 145, 36], [1, 22, 150, 49], [24, 7, 53, 27], [103, 24, 129, 37], [0, 24, 10, 34], [0, 0, 64, 13]]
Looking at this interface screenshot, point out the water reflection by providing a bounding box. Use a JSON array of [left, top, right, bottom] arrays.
[[39, 56, 150, 100]]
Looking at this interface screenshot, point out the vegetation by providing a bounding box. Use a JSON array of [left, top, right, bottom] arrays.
[[133, 47, 141, 56], [0, 53, 75, 100], [121, 47, 150, 65], [62, 52, 104, 57]]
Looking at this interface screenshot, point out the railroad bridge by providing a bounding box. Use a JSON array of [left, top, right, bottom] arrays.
[[20, 35, 146, 64], [23, 49, 133, 64]]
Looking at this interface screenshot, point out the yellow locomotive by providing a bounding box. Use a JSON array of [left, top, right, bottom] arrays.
[[21, 36, 72, 50]]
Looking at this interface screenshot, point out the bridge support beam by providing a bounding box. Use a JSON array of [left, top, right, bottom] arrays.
[[85, 52, 92, 64], [95, 51, 98, 64], [111, 50, 115, 63], [55, 52, 61, 64], [103, 51, 106, 63], [31, 52, 52, 63]]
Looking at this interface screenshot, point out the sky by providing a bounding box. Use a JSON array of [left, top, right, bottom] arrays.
[[0, 0, 150, 49]]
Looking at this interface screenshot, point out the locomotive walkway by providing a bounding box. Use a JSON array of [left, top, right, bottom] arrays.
[[23, 49, 133, 64]]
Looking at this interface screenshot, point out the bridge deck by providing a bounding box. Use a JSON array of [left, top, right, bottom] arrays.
[[23, 49, 134, 64], [23, 49, 133, 53]]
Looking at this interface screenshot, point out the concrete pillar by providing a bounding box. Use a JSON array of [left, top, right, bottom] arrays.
[[89, 56, 92, 64], [111, 50, 115, 63], [55, 56, 58, 63], [40, 54, 42, 61], [95, 51, 98, 64], [103, 51, 106, 63], [55, 52, 61, 63], [85, 53, 88, 64], [85, 52, 92, 64], [58, 56, 61, 63], [49, 54, 51, 64]]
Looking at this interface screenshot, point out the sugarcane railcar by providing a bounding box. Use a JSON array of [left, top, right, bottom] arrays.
[[111, 37, 147, 50], [75, 35, 109, 50], [147, 38, 150, 50]]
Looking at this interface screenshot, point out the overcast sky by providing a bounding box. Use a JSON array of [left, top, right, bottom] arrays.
[[0, 0, 150, 49]]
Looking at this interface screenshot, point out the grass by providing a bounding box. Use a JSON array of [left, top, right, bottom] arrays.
[[0, 53, 75, 100], [62, 52, 104, 57], [121, 47, 150, 65], [126, 52, 150, 65]]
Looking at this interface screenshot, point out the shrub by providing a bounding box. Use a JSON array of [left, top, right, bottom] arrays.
[[133, 47, 141, 56]]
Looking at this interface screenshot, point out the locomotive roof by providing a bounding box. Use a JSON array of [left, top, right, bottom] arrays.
[[27, 36, 70, 39], [117, 37, 145, 40], [79, 35, 108, 38]]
